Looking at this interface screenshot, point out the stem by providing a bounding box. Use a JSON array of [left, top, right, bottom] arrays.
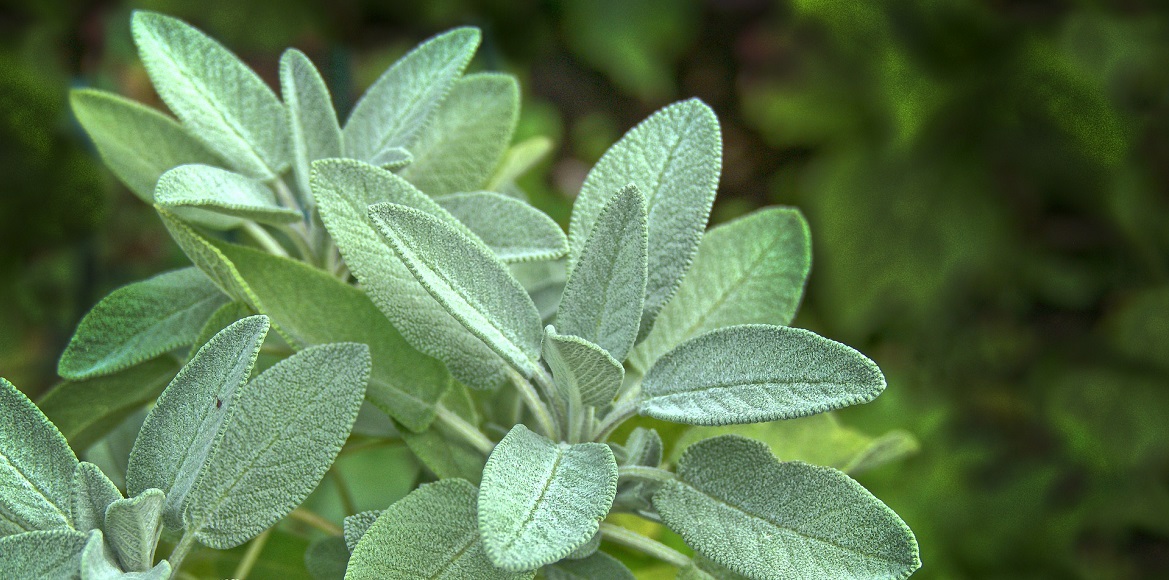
[[288, 507, 342, 535], [231, 528, 271, 579], [243, 222, 290, 258], [509, 368, 558, 439], [167, 530, 199, 574], [329, 469, 357, 516], [594, 401, 639, 442], [599, 523, 691, 568], [435, 404, 495, 455], [278, 223, 318, 265], [272, 178, 301, 214], [618, 465, 675, 484]]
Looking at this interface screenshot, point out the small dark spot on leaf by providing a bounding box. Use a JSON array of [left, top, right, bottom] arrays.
[[216, 397, 222, 409]]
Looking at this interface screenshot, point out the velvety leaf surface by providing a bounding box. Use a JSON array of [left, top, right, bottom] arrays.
[[343, 510, 380, 553], [369, 146, 414, 169], [158, 208, 262, 308], [542, 327, 624, 408], [280, 49, 342, 205], [543, 551, 635, 580], [0, 377, 78, 536], [401, 424, 486, 484], [478, 425, 618, 571], [104, 489, 165, 572], [640, 325, 885, 425], [58, 267, 227, 380], [154, 164, 300, 226], [80, 529, 173, 580], [435, 191, 567, 263], [70, 462, 122, 533], [0, 529, 89, 577]]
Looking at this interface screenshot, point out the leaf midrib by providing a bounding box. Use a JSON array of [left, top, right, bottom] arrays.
[[0, 454, 70, 529]]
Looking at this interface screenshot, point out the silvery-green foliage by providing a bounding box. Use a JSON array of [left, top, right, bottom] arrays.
[[279, 48, 343, 207], [343, 510, 381, 552], [544, 551, 635, 580], [157, 209, 261, 307], [486, 136, 553, 195], [0, 529, 89, 578], [654, 436, 920, 580], [542, 326, 624, 408], [435, 191, 568, 263], [79, 528, 174, 580], [71, 462, 122, 533], [0, 377, 78, 535], [103, 490, 166, 572], [154, 164, 301, 227]]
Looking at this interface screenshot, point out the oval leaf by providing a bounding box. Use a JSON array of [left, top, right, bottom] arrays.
[[436, 191, 567, 263], [155, 164, 300, 227], [0, 378, 78, 535], [543, 551, 634, 580], [542, 327, 624, 408], [70, 462, 122, 533], [280, 48, 343, 206], [104, 489, 166, 572], [0, 529, 88, 577]]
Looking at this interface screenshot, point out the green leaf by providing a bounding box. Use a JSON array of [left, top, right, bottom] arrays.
[[68, 89, 223, 204], [542, 327, 624, 408], [567, 99, 721, 340], [343, 510, 380, 552], [81, 409, 148, 491], [639, 325, 885, 426], [157, 208, 262, 308], [154, 165, 300, 227], [306, 535, 350, 580], [104, 490, 165, 572], [187, 302, 254, 363], [343, 27, 480, 163], [632, 207, 811, 372], [369, 202, 543, 377], [543, 551, 634, 580], [131, 11, 289, 179], [70, 462, 122, 533], [399, 73, 519, 195], [511, 260, 567, 322], [280, 48, 343, 207], [621, 427, 663, 468], [346, 479, 529, 580], [58, 267, 227, 380], [0, 529, 88, 577], [80, 529, 172, 579], [126, 315, 269, 531], [1, 377, 78, 536], [213, 240, 450, 432], [312, 159, 509, 390], [478, 425, 618, 571], [655, 435, 920, 580], [563, 531, 600, 560], [184, 343, 370, 549], [371, 146, 414, 169], [486, 136, 553, 192], [677, 562, 720, 580], [435, 192, 567, 263], [556, 184, 648, 362], [401, 425, 486, 484]]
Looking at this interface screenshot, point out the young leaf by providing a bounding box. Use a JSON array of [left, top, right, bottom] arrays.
[[80, 529, 173, 580], [346, 479, 529, 580], [343, 510, 381, 552], [131, 11, 289, 179], [70, 462, 122, 533], [125, 315, 269, 531], [622, 427, 663, 468], [280, 48, 343, 206], [640, 325, 885, 426], [556, 184, 648, 362], [436, 192, 567, 263], [486, 136, 553, 192], [0, 377, 78, 536], [478, 425, 618, 571], [543, 551, 635, 580], [399, 73, 519, 195], [69, 89, 223, 204], [58, 267, 227, 380], [369, 146, 414, 170], [343, 27, 480, 163], [104, 490, 165, 572], [654, 435, 920, 580], [567, 99, 721, 340], [632, 207, 812, 372], [542, 326, 624, 408], [157, 208, 262, 309], [154, 164, 301, 226], [0, 529, 89, 577], [369, 202, 543, 377]]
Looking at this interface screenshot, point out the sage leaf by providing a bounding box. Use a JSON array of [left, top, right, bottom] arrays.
[[401, 425, 486, 484], [69, 89, 222, 204], [563, 531, 600, 560], [0, 377, 78, 536], [71, 462, 122, 533], [313, 159, 509, 390], [344, 27, 480, 163], [370, 146, 413, 170], [567, 98, 721, 340], [131, 11, 289, 179], [369, 202, 543, 377], [280, 48, 342, 206], [104, 490, 165, 572], [677, 562, 721, 580], [486, 136, 553, 192], [184, 343, 370, 548], [306, 535, 351, 580], [544, 551, 634, 580], [478, 425, 618, 571], [632, 207, 811, 372], [126, 315, 269, 531], [346, 479, 529, 580], [556, 184, 648, 362], [0, 529, 89, 577], [436, 192, 567, 263], [622, 427, 663, 468], [154, 164, 301, 226], [187, 302, 254, 363], [343, 510, 381, 552], [654, 435, 920, 580], [158, 208, 262, 308], [511, 260, 566, 322], [542, 327, 624, 408], [399, 73, 519, 195], [80, 529, 172, 580], [58, 267, 228, 380], [640, 325, 885, 426]]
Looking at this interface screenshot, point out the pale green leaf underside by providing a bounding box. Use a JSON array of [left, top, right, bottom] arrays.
[[543, 551, 634, 580], [343, 510, 380, 553], [486, 136, 553, 192], [655, 435, 920, 580], [478, 425, 618, 571], [104, 489, 165, 572], [346, 479, 530, 580], [131, 11, 288, 179], [371, 146, 414, 170], [80, 529, 173, 579], [632, 206, 811, 372], [0, 378, 78, 536], [280, 48, 342, 206], [556, 184, 647, 362], [155, 164, 300, 226], [0, 529, 88, 577], [567, 98, 722, 340], [369, 202, 542, 377], [640, 325, 885, 426], [542, 327, 624, 408], [399, 73, 519, 196], [126, 315, 269, 531], [436, 191, 567, 263], [70, 462, 122, 533], [58, 267, 227, 380]]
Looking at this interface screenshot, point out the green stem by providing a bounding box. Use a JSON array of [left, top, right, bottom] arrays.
[[272, 177, 301, 214], [599, 523, 691, 568], [167, 530, 199, 575], [231, 528, 271, 579], [618, 465, 675, 484], [509, 368, 559, 439], [278, 223, 318, 265], [243, 222, 290, 258], [288, 507, 342, 535], [594, 401, 638, 442], [435, 404, 495, 455]]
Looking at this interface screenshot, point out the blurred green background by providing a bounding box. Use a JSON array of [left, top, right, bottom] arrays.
[[3, 0, 1168, 578]]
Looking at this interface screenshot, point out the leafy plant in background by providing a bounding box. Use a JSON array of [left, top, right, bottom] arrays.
[[1, 10, 920, 578]]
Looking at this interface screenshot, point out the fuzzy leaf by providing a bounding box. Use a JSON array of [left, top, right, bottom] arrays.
[[154, 165, 300, 226], [187, 302, 253, 363], [58, 267, 227, 380], [126, 315, 269, 531], [486, 136, 553, 192], [0, 377, 78, 536], [280, 49, 342, 206], [158, 208, 261, 308], [184, 343, 370, 548], [80, 529, 172, 580], [542, 327, 624, 408], [104, 490, 165, 572], [543, 551, 634, 580], [313, 159, 509, 390], [478, 425, 618, 571], [0, 529, 88, 577], [399, 73, 518, 195], [346, 479, 529, 580], [370, 146, 413, 170], [401, 425, 486, 484], [632, 207, 811, 372], [343, 510, 381, 552], [343, 28, 480, 163], [436, 192, 567, 263], [654, 435, 920, 580], [640, 325, 885, 426], [369, 202, 543, 377], [131, 11, 289, 179], [557, 184, 648, 362], [71, 462, 122, 533], [512, 261, 566, 322], [567, 99, 721, 340], [69, 89, 222, 204]]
